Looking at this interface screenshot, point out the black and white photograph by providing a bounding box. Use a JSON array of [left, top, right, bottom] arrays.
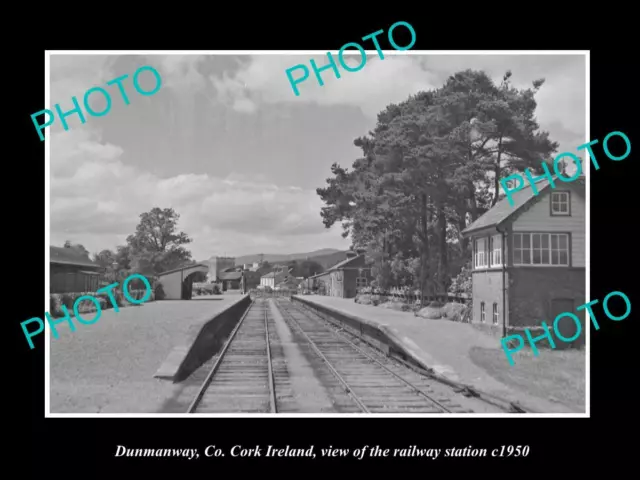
[[45, 51, 588, 417]]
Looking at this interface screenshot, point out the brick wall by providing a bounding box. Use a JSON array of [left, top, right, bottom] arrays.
[[343, 269, 358, 298], [509, 267, 586, 348], [471, 270, 504, 327]]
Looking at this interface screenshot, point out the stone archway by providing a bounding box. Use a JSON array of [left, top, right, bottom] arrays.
[[157, 263, 210, 300], [181, 268, 209, 299]]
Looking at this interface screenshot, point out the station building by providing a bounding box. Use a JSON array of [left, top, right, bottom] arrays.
[[156, 263, 210, 300], [50, 245, 103, 293], [304, 250, 370, 299], [207, 256, 236, 282]]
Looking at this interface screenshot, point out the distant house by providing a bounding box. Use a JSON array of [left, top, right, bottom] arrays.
[[50, 245, 103, 293], [242, 270, 262, 290], [219, 271, 243, 291], [461, 175, 585, 345], [260, 270, 286, 289], [305, 250, 371, 299], [276, 276, 300, 291]]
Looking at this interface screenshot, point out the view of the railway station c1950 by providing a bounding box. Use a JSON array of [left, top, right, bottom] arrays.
[[46, 51, 588, 416]]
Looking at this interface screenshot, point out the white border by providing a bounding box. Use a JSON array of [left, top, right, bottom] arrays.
[[44, 50, 590, 418]]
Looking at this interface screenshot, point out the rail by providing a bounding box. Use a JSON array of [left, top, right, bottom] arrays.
[[187, 299, 277, 414], [264, 307, 277, 413], [293, 299, 531, 414], [277, 300, 459, 413], [249, 289, 296, 299], [278, 302, 370, 413]]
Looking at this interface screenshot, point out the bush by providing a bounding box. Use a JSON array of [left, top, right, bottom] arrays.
[[355, 294, 372, 305], [449, 264, 472, 297], [50, 295, 63, 317], [371, 294, 388, 306], [94, 290, 123, 310], [441, 302, 469, 322], [416, 306, 443, 319], [380, 301, 407, 312], [155, 283, 166, 300], [70, 294, 102, 316], [126, 289, 154, 302], [116, 290, 125, 305], [358, 286, 373, 295], [60, 293, 75, 310], [47, 284, 154, 318]]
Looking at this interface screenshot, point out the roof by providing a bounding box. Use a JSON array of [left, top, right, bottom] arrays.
[[260, 271, 286, 279], [157, 263, 209, 277], [307, 271, 332, 280], [219, 271, 242, 281], [50, 246, 99, 268], [327, 253, 363, 271], [461, 175, 585, 237], [307, 270, 331, 280], [277, 278, 300, 287]]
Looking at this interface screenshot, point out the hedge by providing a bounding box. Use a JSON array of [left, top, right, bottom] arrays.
[[49, 289, 155, 318]]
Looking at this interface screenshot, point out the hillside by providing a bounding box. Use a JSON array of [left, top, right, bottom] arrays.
[[234, 249, 343, 266], [306, 250, 349, 270]]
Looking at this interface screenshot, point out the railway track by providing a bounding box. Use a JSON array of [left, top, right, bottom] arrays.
[[286, 299, 526, 414], [187, 299, 277, 413], [276, 300, 476, 413], [187, 297, 510, 414]]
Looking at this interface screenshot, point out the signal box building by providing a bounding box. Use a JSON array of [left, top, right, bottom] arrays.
[[461, 176, 585, 347]]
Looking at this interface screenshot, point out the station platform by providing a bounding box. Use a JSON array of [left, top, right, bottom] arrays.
[[292, 295, 584, 413], [49, 294, 248, 414]]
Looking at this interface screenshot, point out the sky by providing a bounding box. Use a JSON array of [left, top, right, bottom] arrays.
[[48, 52, 587, 261]]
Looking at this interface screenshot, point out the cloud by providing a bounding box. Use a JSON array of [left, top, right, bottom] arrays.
[[154, 54, 209, 90], [49, 53, 585, 259], [48, 54, 213, 134], [50, 128, 347, 259], [209, 53, 586, 152], [211, 54, 439, 117], [48, 55, 115, 135]]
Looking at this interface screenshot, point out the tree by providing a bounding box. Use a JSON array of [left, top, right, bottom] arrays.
[[92, 246, 132, 277], [286, 260, 325, 278], [93, 249, 116, 268], [317, 69, 557, 300], [435, 70, 558, 208], [115, 245, 132, 271], [125, 207, 193, 275], [64, 240, 90, 256]]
